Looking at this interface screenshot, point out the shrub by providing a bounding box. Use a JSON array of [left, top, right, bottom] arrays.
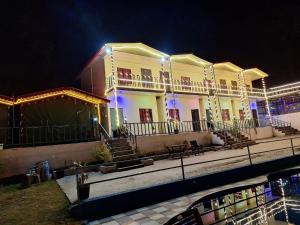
[[95, 143, 112, 163]]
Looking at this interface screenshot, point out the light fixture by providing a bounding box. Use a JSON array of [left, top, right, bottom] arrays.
[[105, 47, 112, 55]]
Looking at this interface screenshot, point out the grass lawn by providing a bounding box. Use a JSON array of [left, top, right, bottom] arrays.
[[0, 180, 82, 225]]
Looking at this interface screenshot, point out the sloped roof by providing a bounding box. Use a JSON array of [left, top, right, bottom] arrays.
[[213, 62, 243, 73], [0, 87, 109, 106], [0, 95, 14, 106], [105, 42, 169, 58], [170, 54, 212, 67], [243, 68, 268, 79]]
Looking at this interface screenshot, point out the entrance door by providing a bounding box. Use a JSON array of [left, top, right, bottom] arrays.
[[110, 108, 124, 132], [252, 109, 259, 126], [191, 109, 200, 131]]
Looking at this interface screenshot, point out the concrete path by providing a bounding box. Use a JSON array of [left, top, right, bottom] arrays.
[[57, 135, 300, 204]]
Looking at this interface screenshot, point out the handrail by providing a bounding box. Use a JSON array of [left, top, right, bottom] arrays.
[[124, 120, 208, 136], [99, 123, 111, 144], [271, 117, 292, 127]]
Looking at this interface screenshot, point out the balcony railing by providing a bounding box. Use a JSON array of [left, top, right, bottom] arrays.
[[124, 120, 208, 136], [268, 81, 300, 98], [106, 74, 265, 98]]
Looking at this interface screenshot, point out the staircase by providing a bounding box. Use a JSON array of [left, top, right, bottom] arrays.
[[109, 138, 144, 171], [274, 126, 299, 136], [213, 122, 256, 148], [272, 118, 300, 136]]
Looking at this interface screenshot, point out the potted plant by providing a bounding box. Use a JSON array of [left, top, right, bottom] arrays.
[[74, 161, 90, 200], [95, 143, 116, 173]]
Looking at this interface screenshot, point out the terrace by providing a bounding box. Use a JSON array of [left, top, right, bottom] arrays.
[[105, 74, 265, 99]]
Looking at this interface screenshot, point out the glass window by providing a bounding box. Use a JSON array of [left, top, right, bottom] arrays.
[[221, 109, 230, 121], [169, 109, 180, 121], [139, 108, 153, 123], [117, 67, 132, 86], [141, 68, 153, 88]]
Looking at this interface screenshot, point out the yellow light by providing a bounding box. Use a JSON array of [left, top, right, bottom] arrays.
[[0, 98, 14, 106], [170, 54, 212, 67], [14, 89, 108, 105], [109, 44, 169, 58]]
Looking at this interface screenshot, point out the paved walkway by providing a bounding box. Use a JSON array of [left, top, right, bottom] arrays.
[[57, 134, 300, 204], [87, 176, 267, 225]]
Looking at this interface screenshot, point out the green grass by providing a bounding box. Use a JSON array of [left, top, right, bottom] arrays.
[[0, 180, 82, 225]]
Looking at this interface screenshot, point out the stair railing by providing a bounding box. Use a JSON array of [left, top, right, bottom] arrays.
[[123, 123, 137, 150], [271, 117, 292, 128], [99, 124, 111, 146]]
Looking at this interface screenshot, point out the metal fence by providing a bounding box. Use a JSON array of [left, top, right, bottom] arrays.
[[0, 124, 100, 148], [75, 135, 300, 203], [124, 120, 208, 136]]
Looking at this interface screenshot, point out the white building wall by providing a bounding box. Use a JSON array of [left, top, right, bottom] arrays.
[[108, 91, 160, 123], [167, 95, 201, 121]]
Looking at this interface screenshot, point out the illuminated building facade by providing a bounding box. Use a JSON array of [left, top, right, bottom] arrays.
[[80, 43, 269, 135]]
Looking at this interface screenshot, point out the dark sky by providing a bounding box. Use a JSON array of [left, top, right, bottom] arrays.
[[1, 0, 300, 96]]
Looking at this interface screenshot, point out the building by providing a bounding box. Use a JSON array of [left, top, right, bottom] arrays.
[[0, 87, 109, 148], [79, 43, 269, 136]]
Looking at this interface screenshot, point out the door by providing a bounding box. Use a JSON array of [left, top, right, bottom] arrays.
[[110, 108, 124, 132], [252, 109, 259, 126], [220, 79, 228, 94], [191, 109, 200, 131]]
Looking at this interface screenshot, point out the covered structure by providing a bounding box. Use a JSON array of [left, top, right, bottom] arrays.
[[0, 87, 109, 148]]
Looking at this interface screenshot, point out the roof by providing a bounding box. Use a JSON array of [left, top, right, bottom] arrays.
[[213, 62, 243, 73], [243, 68, 269, 79], [105, 43, 169, 58], [170, 54, 212, 67], [0, 87, 109, 106], [0, 95, 14, 106]]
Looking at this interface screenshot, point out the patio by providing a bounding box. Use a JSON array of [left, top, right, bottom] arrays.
[[57, 134, 300, 204]]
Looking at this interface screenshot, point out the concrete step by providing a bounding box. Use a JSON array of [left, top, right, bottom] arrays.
[[110, 145, 132, 151], [117, 163, 144, 172], [112, 150, 135, 157], [116, 159, 143, 169], [113, 154, 137, 162]]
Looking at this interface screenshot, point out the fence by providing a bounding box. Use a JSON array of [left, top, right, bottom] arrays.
[[0, 123, 100, 148], [75, 135, 300, 203], [124, 120, 208, 136]]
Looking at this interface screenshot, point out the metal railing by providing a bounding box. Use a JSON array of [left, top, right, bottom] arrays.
[[123, 120, 208, 136], [0, 124, 100, 148], [271, 117, 292, 127], [99, 124, 111, 145], [105, 74, 265, 98], [74, 135, 300, 204]]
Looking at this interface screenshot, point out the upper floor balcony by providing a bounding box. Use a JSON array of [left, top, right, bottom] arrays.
[[267, 81, 300, 98], [105, 74, 265, 99]]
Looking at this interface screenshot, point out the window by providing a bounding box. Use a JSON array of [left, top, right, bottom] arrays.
[[220, 79, 228, 94], [169, 109, 180, 121], [221, 109, 230, 121], [239, 109, 245, 120], [159, 71, 170, 91], [181, 76, 191, 90], [204, 79, 212, 88], [141, 68, 153, 88], [117, 68, 132, 86], [231, 81, 238, 90], [139, 109, 153, 123], [246, 85, 251, 92]]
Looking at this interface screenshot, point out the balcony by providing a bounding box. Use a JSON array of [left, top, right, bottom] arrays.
[[105, 74, 265, 98], [267, 81, 300, 98]]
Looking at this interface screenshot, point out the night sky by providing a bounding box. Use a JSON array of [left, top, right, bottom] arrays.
[[1, 0, 300, 96]]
